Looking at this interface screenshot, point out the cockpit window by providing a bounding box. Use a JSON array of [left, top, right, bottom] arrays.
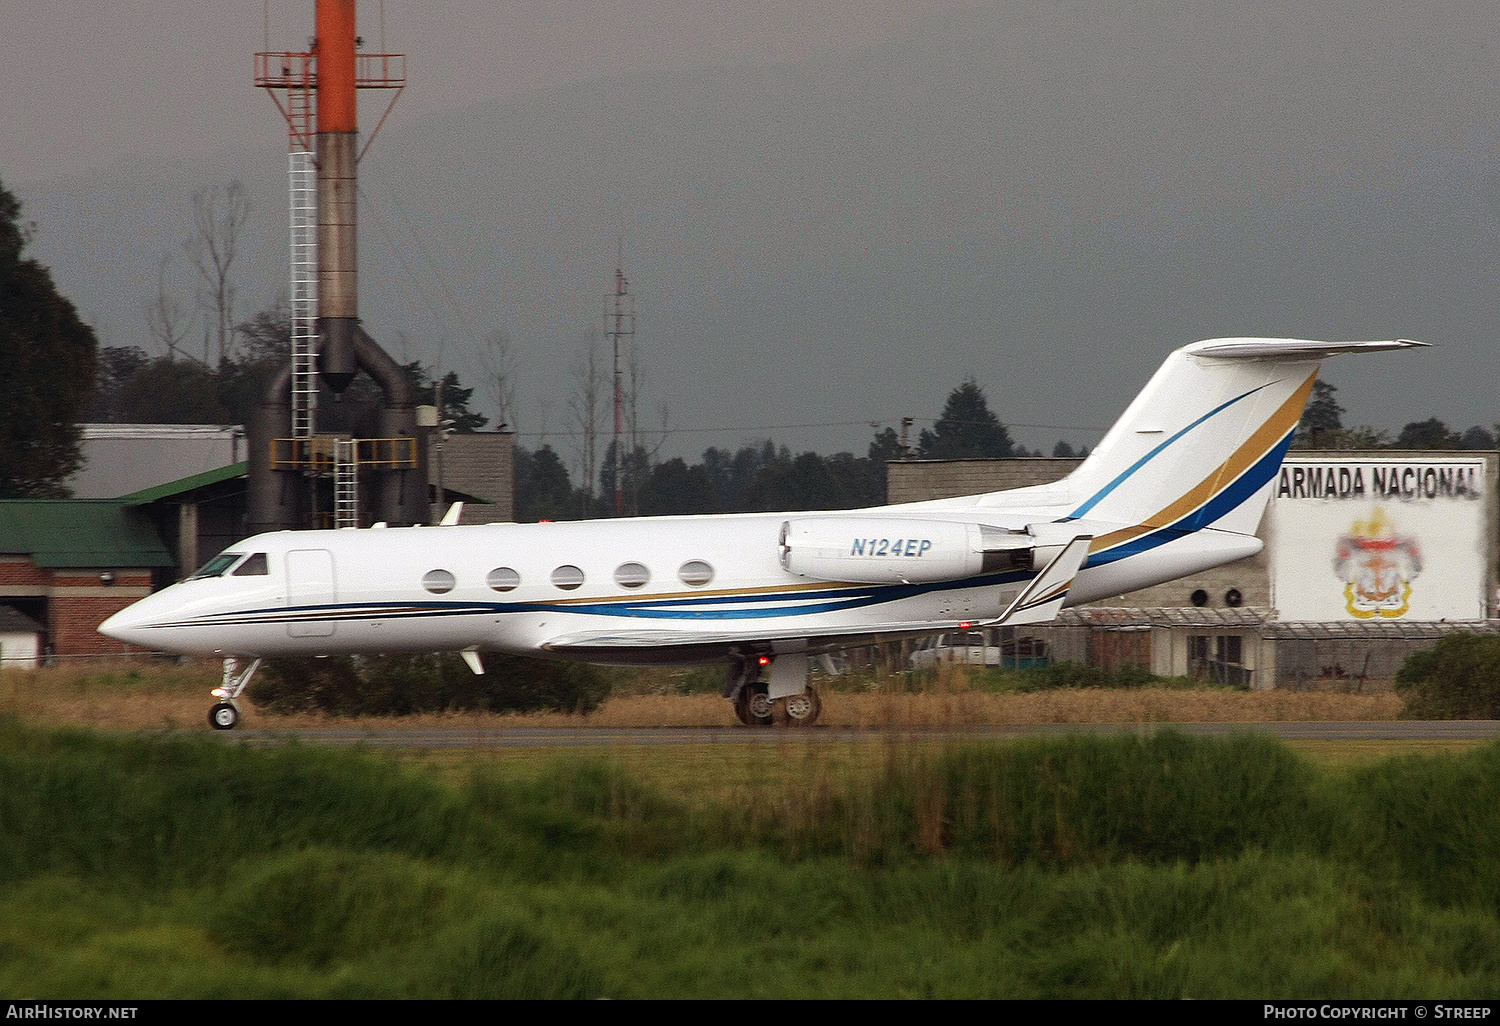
[[189, 552, 243, 579], [231, 553, 269, 576]]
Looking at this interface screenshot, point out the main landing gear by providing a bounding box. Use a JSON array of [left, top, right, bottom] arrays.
[[725, 653, 821, 728], [209, 657, 261, 730]]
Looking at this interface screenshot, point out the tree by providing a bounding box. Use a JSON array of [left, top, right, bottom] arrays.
[[918, 378, 1015, 459], [1396, 633, 1500, 719], [114, 359, 232, 424], [85, 345, 151, 422], [237, 299, 292, 367], [1460, 425, 1496, 450], [515, 445, 585, 521], [1395, 417, 1462, 450], [868, 427, 902, 463], [480, 327, 519, 430], [568, 328, 603, 497], [0, 179, 98, 497], [1294, 379, 1344, 448], [142, 254, 194, 362], [405, 361, 488, 433], [184, 181, 251, 366]]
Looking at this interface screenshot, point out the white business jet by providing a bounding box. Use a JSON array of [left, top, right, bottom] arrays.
[[100, 337, 1423, 729]]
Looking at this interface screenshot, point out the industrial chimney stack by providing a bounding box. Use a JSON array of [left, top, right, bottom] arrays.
[[315, 0, 360, 393], [250, 0, 427, 531]]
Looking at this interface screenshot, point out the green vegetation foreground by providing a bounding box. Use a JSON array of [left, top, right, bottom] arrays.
[[1, 719, 1498, 998]]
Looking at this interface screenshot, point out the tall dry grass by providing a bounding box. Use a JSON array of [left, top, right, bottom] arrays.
[[1, 657, 1403, 732]]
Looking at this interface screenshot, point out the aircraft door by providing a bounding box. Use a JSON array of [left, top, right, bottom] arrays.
[[285, 548, 337, 637]]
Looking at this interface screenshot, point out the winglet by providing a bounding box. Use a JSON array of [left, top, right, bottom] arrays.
[[440, 502, 464, 526], [987, 535, 1092, 626]]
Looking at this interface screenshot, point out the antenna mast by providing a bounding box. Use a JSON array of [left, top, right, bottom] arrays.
[[605, 259, 635, 517]]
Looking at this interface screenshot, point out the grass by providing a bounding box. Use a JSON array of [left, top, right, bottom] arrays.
[[2, 657, 1405, 732], [2, 713, 1500, 997]]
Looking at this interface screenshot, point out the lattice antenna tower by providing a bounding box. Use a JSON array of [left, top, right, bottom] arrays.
[[606, 259, 636, 517]]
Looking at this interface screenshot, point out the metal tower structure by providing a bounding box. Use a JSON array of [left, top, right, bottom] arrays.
[[605, 264, 635, 517], [251, 1, 424, 532]]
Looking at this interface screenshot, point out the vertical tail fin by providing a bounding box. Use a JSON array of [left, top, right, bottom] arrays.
[[1062, 338, 1426, 537]]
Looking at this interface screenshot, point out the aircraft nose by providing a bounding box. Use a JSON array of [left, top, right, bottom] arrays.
[[99, 602, 154, 648]]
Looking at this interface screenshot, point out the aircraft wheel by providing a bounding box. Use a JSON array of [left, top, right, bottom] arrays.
[[734, 683, 774, 727], [772, 686, 821, 727], [209, 702, 239, 731]]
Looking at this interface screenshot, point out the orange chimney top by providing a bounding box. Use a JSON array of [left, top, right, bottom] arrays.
[[316, 0, 358, 133]]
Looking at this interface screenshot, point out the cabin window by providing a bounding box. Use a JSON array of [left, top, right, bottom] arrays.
[[231, 553, 269, 576], [678, 560, 714, 587], [614, 562, 650, 589], [487, 567, 521, 592], [551, 565, 585, 590], [423, 569, 456, 594], [189, 552, 242, 579]]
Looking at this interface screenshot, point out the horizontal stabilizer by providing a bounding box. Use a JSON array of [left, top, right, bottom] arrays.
[[1185, 338, 1428, 360], [987, 535, 1092, 626]]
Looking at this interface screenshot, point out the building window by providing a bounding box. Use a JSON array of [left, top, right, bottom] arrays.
[[1189, 633, 1249, 687]]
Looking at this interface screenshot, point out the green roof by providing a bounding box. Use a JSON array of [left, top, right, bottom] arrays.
[[0, 500, 175, 568], [118, 461, 248, 505]]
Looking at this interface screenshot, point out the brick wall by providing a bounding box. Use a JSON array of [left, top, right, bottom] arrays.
[[433, 432, 515, 524], [0, 557, 50, 588], [1, 559, 154, 657]]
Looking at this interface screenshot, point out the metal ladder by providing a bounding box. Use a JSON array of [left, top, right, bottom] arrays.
[[288, 149, 318, 439], [333, 438, 358, 529]]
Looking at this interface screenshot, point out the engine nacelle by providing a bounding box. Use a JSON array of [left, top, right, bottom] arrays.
[[779, 517, 1040, 584]]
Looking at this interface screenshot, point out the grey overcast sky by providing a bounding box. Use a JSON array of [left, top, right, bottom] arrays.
[[8, 1, 1500, 465], [1, 1, 931, 186]]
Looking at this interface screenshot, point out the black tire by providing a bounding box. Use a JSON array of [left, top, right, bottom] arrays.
[[733, 683, 775, 727], [771, 686, 821, 727], [209, 702, 239, 730]]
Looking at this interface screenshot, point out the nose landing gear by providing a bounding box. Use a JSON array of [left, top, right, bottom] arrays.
[[209, 657, 261, 731]]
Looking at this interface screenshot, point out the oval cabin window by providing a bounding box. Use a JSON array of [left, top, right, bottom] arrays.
[[614, 562, 650, 589], [551, 565, 585, 591], [487, 567, 521, 592], [423, 569, 456, 594], [678, 560, 714, 587]]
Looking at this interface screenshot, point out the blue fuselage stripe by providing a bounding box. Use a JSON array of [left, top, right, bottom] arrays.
[[1068, 384, 1268, 520], [156, 568, 1037, 631], [1082, 430, 1291, 568]]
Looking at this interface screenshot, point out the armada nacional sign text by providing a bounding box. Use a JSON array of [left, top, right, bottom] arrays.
[[1267, 456, 1490, 622]]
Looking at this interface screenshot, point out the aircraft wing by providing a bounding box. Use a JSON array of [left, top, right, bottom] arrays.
[[984, 535, 1092, 627], [539, 619, 946, 654]]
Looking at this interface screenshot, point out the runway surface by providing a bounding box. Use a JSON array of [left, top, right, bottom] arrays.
[[222, 721, 1500, 748]]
